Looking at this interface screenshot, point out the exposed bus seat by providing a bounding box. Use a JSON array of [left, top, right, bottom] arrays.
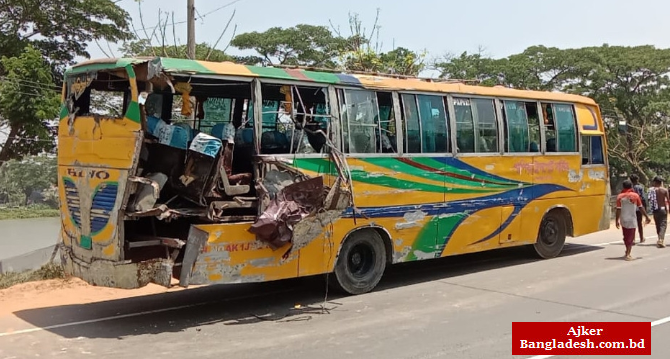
[[177, 133, 224, 206], [128, 172, 169, 212], [173, 122, 196, 142], [211, 123, 237, 142]]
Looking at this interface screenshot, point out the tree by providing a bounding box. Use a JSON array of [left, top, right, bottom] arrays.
[[0, 45, 61, 163], [331, 11, 426, 76], [435, 44, 670, 184], [0, 0, 133, 75], [230, 24, 346, 67], [228, 10, 426, 75], [0, 155, 58, 206]]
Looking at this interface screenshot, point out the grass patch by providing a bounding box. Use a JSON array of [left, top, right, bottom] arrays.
[[0, 263, 65, 289], [0, 205, 60, 220]]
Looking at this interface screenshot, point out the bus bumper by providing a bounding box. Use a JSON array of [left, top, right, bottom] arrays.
[[59, 245, 174, 289]]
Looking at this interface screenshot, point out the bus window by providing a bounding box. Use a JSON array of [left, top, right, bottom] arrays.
[[418, 95, 449, 153], [503, 100, 530, 153], [527, 103, 541, 152], [340, 89, 380, 154], [473, 98, 498, 153], [581, 135, 590, 165], [377, 92, 397, 153], [554, 104, 578, 152], [453, 97, 475, 153], [542, 102, 577, 153], [503, 100, 542, 153], [400, 94, 421, 153], [259, 84, 331, 154], [581, 135, 605, 165], [71, 73, 129, 119], [200, 97, 233, 135], [591, 136, 604, 164]]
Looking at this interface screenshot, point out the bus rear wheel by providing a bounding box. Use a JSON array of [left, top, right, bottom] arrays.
[[331, 230, 387, 295], [533, 211, 567, 259]]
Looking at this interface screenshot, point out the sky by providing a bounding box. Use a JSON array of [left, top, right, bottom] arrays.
[[87, 0, 670, 72], [3, 0, 669, 145]]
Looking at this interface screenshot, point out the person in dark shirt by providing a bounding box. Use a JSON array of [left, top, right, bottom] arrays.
[[630, 174, 648, 243], [648, 176, 669, 248]]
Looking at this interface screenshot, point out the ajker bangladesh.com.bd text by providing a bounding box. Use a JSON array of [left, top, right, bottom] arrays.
[[518, 338, 647, 351], [512, 322, 652, 355]]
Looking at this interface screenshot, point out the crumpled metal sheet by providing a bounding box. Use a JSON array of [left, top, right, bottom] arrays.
[[248, 176, 325, 250]]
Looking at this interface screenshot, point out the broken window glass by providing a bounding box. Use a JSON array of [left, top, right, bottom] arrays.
[[376, 92, 397, 153], [259, 84, 331, 155]]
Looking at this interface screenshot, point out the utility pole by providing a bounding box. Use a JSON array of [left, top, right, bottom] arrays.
[[187, 0, 196, 60]]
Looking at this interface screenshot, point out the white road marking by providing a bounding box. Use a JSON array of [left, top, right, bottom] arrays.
[[589, 235, 659, 247], [0, 287, 292, 338], [525, 314, 670, 359]]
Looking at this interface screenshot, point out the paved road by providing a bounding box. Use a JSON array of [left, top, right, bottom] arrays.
[[0, 217, 60, 260], [1, 227, 669, 358]]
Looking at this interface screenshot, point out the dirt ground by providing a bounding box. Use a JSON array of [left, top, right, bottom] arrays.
[[0, 277, 185, 317]]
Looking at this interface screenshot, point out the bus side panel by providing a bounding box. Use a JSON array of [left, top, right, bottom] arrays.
[[186, 223, 300, 285]]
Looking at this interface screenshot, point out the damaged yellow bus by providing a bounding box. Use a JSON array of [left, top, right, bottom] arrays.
[[57, 57, 610, 294]]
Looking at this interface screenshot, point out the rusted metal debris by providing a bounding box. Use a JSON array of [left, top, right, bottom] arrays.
[[248, 176, 325, 250]]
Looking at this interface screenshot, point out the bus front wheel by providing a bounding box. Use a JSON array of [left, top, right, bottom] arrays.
[[533, 211, 567, 259], [331, 230, 387, 295]]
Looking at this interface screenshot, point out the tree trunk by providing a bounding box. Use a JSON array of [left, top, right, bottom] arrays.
[[0, 125, 19, 164]]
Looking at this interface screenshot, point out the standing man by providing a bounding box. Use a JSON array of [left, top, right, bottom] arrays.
[[616, 180, 651, 260], [630, 174, 648, 243], [648, 176, 669, 248]]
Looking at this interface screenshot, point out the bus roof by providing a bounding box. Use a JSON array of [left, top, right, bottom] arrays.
[[66, 57, 597, 106]]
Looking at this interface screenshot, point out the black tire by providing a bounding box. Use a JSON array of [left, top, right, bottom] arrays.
[[331, 230, 387, 295], [533, 211, 567, 259]]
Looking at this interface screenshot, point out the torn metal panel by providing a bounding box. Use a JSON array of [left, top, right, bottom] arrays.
[[127, 173, 167, 212], [60, 244, 173, 289], [179, 226, 210, 287], [248, 176, 325, 250], [126, 236, 186, 249]]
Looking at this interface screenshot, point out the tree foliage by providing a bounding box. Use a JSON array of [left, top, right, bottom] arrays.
[[227, 11, 426, 76], [436, 44, 670, 183], [0, 0, 131, 162], [230, 24, 346, 67], [0, 46, 60, 163], [0, 0, 133, 75], [0, 155, 58, 206]]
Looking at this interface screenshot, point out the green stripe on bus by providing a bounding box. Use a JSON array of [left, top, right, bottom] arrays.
[[293, 158, 500, 194]]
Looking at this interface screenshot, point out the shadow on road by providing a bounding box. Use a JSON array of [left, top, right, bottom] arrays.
[[10, 243, 603, 339]]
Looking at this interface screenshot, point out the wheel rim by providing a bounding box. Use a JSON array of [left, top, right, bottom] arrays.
[[347, 242, 375, 279], [541, 218, 559, 246]]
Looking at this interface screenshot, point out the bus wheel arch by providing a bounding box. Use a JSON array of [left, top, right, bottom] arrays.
[[331, 226, 392, 295], [533, 207, 572, 259]]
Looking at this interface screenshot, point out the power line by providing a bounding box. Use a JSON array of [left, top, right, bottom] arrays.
[[134, 0, 245, 33]]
